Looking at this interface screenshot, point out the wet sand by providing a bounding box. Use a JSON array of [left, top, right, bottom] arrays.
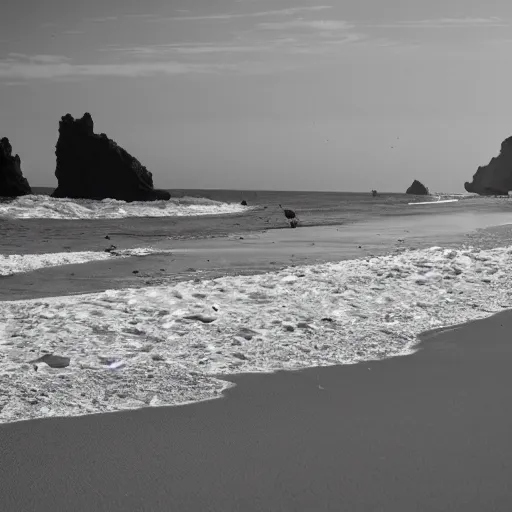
[[3, 213, 511, 301], [1, 310, 512, 511]]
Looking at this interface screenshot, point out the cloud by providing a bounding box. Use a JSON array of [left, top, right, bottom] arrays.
[[103, 41, 286, 56], [365, 17, 507, 28], [102, 30, 368, 58], [161, 6, 331, 21], [0, 54, 238, 80], [258, 19, 354, 31], [6, 53, 71, 64], [86, 16, 119, 23]]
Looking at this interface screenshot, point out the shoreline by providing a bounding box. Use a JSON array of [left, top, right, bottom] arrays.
[[3, 213, 512, 302], [1, 240, 512, 424], [0, 316, 467, 428], [1, 308, 512, 510]]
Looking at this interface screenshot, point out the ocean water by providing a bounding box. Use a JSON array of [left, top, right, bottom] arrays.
[[10, 186, 509, 224], [2, 188, 512, 423]]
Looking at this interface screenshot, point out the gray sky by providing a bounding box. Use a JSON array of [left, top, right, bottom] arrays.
[[1, 0, 512, 192]]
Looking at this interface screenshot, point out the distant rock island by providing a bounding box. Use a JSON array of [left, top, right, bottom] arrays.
[[406, 180, 429, 195], [0, 137, 32, 197], [464, 136, 512, 195], [52, 113, 171, 202]]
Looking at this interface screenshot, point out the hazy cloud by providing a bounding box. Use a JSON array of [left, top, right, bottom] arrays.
[[105, 44, 277, 56], [6, 53, 71, 64], [162, 6, 331, 21], [0, 54, 238, 80], [258, 19, 354, 31], [86, 16, 119, 23], [365, 17, 506, 28]]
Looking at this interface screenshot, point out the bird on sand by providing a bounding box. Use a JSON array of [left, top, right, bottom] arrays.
[[279, 204, 296, 220]]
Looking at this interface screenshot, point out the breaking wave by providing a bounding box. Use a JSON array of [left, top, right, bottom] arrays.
[[0, 195, 248, 220], [1, 244, 512, 423]]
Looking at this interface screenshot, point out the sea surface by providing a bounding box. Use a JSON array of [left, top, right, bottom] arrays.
[[2, 188, 512, 424]]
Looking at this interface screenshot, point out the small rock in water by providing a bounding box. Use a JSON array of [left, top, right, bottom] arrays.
[[241, 200, 248, 206], [105, 245, 117, 253], [184, 314, 217, 323], [238, 328, 258, 340], [105, 235, 110, 240], [29, 354, 70, 369], [132, 270, 139, 274]]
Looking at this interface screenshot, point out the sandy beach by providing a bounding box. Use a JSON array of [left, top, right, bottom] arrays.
[[4, 0, 512, 506], [2, 194, 512, 510], [1, 308, 511, 511]]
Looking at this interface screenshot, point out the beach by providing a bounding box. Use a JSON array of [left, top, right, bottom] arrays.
[[1, 190, 512, 510], [1, 310, 512, 511]]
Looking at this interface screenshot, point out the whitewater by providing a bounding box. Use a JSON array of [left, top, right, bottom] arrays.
[[0, 194, 248, 220], [1, 243, 512, 424], [0, 248, 174, 276]]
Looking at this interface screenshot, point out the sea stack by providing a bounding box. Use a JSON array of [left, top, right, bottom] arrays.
[[0, 137, 32, 197], [52, 113, 170, 202], [464, 136, 512, 195], [406, 180, 429, 195]]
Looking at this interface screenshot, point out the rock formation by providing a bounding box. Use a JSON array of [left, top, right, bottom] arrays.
[[0, 137, 32, 197], [464, 136, 512, 195], [406, 180, 429, 195], [52, 113, 170, 202], [29, 354, 71, 369]]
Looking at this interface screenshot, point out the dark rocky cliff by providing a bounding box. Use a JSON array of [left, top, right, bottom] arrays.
[[52, 113, 170, 201], [464, 136, 512, 195], [0, 137, 32, 197]]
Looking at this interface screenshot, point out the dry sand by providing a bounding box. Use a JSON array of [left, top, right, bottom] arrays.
[[1, 310, 511, 511]]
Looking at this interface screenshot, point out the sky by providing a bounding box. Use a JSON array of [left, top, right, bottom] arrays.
[[1, 0, 512, 192]]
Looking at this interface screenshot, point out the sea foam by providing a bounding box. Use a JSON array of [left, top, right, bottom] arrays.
[[0, 248, 173, 276], [1, 244, 512, 423], [0, 195, 248, 220]]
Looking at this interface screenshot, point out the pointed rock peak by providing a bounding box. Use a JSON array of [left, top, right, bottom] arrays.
[[52, 112, 170, 202], [0, 138, 32, 197], [406, 180, 429, 195]]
